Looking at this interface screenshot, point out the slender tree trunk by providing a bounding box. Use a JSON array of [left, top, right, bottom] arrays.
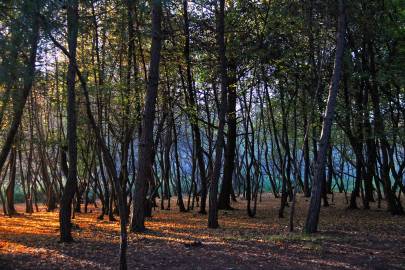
[[6, 148, 17, 216], [303, 106, 311, 197], [304, 0, 346, 233], [368, 41, 403, 215], [59, 0, 79, 243], [348, 140, 363, 209], [218, 60, 237, 210], [208, 0, 227, 229], [173, 119, 186, 212], [0, 2, 40, 174], [47, 14, 129, 270], [131, 0, 163, 232], [182, 0, 208, 214]]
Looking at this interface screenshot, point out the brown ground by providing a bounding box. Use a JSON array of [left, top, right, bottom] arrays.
[[1, 194, 405, 270]]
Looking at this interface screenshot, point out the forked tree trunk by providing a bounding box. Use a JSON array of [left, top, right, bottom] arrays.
[[208, 0, 228, 229], [367, 41, 404, 215], [131, 0, 163, 232]]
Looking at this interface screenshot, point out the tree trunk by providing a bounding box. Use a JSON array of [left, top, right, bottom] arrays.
[[0, 2, 40, 174], [59, 0, 79, 243], [208, 0, 227, 229], [173, 118, 186, 212], [6, 148, 17, 216], [367, 41, 403, 215], [218, 60, 237, 210], [182, 0, 208, 214], [131, 0, 163, 232], [304, 0, 345, 233]]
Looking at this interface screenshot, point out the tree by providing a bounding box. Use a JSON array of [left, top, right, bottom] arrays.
[[59, 0, 79, 243], [305, 0, 346, 234], [181, 0, 208, 215], [218, 59, 237, 210], [131, 0, 163, 232], [208, 0, 228, 229], [0, 1, 40, 177]]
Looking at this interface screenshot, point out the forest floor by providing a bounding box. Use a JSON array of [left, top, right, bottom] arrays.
[[1, 194, 405, 270]]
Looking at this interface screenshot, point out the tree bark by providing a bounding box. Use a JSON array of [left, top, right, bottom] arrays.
[[59, 0, 79, 243], [6, 148, 17, 216], [173, 117, 186, 212], [218, 60, 237, 210], [131, 0, 163, 232], [182, 0, 208, 214], [208, 0, 228, 229], [304, 0, 346, 233]]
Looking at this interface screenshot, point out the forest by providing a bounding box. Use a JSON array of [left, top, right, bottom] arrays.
[[0, 0, 404, 269]]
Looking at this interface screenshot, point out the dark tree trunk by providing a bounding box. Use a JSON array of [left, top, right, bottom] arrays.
[[131, 0, 163, 232], [349, 145, 362, 209], [326, 147, 333, 194], [48, 15, 129, 270], [59, 0, 79, 243], [182, 0, 208, 214], [6, 148, 17, 216], [0, 2, 40, 175], [305, 0, 345, 233], [218, 60, 237, 210], [162, 121, 171, 210], [173, 118, 186, 212], [208, 0, 227, 229], [364, 120, 376, 205], [367, 41, 403, 215], [303, 108, 311, 197]]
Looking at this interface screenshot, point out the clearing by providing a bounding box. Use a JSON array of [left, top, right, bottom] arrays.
[[1, 194, 404, 269]]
